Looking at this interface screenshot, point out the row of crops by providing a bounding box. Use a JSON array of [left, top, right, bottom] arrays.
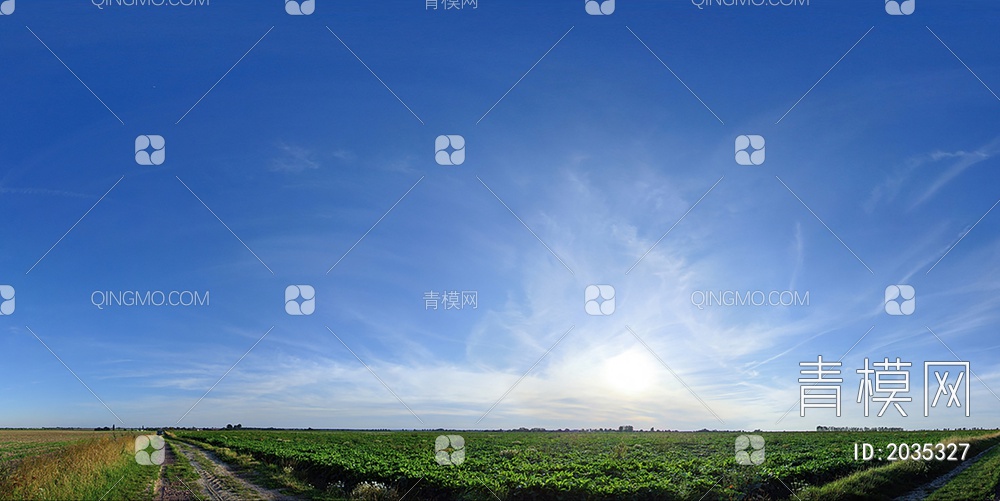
[[172, 429, 999, 500]]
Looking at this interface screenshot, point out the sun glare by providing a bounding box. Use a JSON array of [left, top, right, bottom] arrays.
[[601, 350, 658, 396]]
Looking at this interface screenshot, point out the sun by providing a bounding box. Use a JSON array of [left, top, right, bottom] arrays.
[[601, 350, 658, 396]]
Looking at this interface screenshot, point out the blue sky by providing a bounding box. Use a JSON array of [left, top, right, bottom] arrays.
[[1, 0, 999, 431]]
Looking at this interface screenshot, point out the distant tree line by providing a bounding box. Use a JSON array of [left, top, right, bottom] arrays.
[[817, 426, 905, 432]]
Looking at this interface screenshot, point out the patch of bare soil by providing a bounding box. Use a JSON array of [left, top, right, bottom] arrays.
[[163, 440, 295, 501], [894, 445, 998, 501]]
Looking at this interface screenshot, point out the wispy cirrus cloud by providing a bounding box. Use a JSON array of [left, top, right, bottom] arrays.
[[270, 143, 321, 173], [911, 137, 1000, 208], [0, 185, 92, 198], [865, 135, 1000, 212]]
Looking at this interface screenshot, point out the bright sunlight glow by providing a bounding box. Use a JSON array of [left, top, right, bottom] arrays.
[[601, 349, 659, 396]]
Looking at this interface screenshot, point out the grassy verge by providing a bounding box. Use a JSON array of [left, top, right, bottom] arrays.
[[0, 433, 160, 500], [795, 432, 1000, 500], [926, 443, 1000, 501], [162, 439, 204, 499]]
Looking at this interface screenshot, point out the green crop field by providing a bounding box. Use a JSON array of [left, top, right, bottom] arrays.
[[171, 428, 1000, 500], [1, 429, 998, 499]]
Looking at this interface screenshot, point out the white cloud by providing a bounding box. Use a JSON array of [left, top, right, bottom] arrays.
[[865, 135, 1000, 212], [270, 143, 321, 173]]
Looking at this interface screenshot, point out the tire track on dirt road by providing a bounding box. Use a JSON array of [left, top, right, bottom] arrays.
[[166, 440, 292, 501], [894, 444, 999, 501]]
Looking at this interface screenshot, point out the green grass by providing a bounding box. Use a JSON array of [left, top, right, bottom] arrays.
[[81, 451, 161, 501], [162, 440, 204, 499], [926, 443, 1000, 501], [794, 432, 1000, 501], [171, 429, 1000, 500]]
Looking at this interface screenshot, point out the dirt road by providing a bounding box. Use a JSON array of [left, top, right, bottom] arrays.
[[893, 444, 998, 501], [157, 439, 294, 501]]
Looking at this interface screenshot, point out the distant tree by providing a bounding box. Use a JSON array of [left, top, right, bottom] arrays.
[[235, 423, 242, 429], [226, 423, 233, 430]]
